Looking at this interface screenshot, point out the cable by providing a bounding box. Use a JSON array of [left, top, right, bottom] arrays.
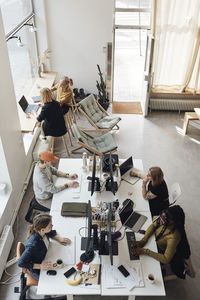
[[117, 228, 126, 241], [78, 226, 87, 237], [0, 278, 20, 285], [4, 269, 21, 277]]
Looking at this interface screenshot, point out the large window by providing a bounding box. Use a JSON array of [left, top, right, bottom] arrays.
[[0, 0, 32, 34], [0, 0, 38, 101]]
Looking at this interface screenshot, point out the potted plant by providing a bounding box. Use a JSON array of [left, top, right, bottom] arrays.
[[96, 64, 110, 110]]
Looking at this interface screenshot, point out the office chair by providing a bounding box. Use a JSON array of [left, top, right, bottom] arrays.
[[16, 242, 38, 300], [169, 182, 181, 205]]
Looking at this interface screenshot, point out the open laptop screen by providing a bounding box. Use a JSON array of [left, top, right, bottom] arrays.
[[19, 96, 28, 112], [119, 156, 133, 176]]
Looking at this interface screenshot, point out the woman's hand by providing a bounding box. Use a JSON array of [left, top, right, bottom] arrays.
[[130, 170, 138, 177], [41, 261, 53, 270], [132, 247, 145, 256], [132, 240, 146, 248], [68, 173, 78, 179], [68, 181, 79, 188], [57, 237, 71, 245]]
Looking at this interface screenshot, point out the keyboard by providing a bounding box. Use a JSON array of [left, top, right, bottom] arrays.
[[126, 231, 139, 260]]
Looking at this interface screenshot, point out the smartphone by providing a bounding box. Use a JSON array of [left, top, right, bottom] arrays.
[[47, 270, 57, 276], [118, 265, 130, 277], [64, 267, 76, 278]]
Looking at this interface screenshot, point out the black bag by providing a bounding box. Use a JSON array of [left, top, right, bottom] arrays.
[[102, 154, 119, 172]]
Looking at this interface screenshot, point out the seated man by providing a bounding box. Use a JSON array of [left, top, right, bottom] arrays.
[[33, 150, 79, 209]]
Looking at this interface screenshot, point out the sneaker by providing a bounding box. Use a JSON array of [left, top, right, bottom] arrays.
[[39, 135, 47, 141]]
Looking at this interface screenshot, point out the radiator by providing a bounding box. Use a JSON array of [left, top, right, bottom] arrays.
[[149, 98, 200, 111], [0, 225, 14, 279]]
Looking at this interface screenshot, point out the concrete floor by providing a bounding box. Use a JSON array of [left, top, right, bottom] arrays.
[[0, 110, 200, 299]]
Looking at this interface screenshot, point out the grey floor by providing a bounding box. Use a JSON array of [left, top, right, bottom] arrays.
[[0, 109, 200, 300]]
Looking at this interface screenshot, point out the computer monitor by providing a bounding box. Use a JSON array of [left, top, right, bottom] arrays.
[[107, 202, 113, 265], [88, 153, 100, 196], [105, 152, 118, 195], [80, 200, 97, 263], [99, 202, 118, 264]]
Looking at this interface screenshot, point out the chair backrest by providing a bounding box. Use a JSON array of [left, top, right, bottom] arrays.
[[79, 94, 106, 123], [169, 182, 181, 204], [17, 242, 25, 260], [72, 124, 95, 147]]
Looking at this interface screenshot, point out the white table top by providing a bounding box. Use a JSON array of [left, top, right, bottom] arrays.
[[37, 158, 165, 297], [101, 211, 165, 296], [51, 158, 149, 212]]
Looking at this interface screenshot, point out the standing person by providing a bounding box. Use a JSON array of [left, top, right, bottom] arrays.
[[130, 167, 169, 216], [51, 76, 74, 115], [36, 87, 67, 138], [18, 214, 71, 281], [33, 150, 79, 209]]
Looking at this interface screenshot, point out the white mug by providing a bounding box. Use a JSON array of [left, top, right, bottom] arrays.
[[147, 273, 155, 284]]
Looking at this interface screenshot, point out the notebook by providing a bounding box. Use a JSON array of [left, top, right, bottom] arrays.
[[19, 95, 39, 114], [120, 156, 140, 185]]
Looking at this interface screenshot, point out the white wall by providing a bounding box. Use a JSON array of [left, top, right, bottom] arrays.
[[0, 10, 33, 232], [40, 0, 114, 93]]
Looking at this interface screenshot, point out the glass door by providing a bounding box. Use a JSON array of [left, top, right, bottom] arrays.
[[112, 0, 151, 103]]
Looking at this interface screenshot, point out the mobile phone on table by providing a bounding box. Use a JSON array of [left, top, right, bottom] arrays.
[[64, 267, 76, 278], [118, 265, 130, 277]]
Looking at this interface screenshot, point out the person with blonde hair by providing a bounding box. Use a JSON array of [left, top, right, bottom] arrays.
[[51, 76, 74, 115], [130, 166, 169, 216], [36, 87, 67, 137], [18, 214, 71, 281]]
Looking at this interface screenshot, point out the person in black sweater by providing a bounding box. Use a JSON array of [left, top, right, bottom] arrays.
[[36, 88, 67, 137], [130, 166, 169, 216]]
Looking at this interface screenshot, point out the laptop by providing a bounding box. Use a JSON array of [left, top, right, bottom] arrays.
[[119, 156, 140, 185], [119, 199, 147, 232], [19, 96, 39, 114]]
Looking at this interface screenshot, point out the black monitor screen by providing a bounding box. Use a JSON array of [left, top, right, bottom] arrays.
[[85, 199, 92, 254], [19, 95, 28, 111], [107, 203, 113, 265], [119, 156, 133, 176], [91, 153, 96, 196], [109, 152, 115, 196], [119, 200, 133, 225]]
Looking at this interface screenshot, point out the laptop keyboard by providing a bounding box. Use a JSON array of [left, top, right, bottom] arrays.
[[26, 104, 38, 113], [126, 231, 139, 260]]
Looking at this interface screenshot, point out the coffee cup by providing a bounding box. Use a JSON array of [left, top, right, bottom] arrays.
[[147, 273, 155, 284], [56, 259, 64, 268]]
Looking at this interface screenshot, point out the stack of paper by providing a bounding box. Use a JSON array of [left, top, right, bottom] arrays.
[[104, 262, 144, 291]]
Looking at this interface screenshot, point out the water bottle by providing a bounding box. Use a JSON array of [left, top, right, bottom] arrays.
[[82, 152, 87, 170], [115, 164, 121, 186]]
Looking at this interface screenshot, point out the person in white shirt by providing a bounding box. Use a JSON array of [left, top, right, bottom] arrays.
[[33, 150, 79, 209]]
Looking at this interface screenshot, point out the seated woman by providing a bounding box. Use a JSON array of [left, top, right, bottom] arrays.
[[51, 76, 74, 115], [36, 88, 67, 138], [18, 214, 71, 281], [130, 166, 169, 216], [132, 205, 188, 266]]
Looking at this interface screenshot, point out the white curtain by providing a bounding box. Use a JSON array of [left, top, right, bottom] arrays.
[[152, 0, 200, 93]]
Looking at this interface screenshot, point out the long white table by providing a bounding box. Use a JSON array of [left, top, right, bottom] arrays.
[[37, 158, 165, 299]]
